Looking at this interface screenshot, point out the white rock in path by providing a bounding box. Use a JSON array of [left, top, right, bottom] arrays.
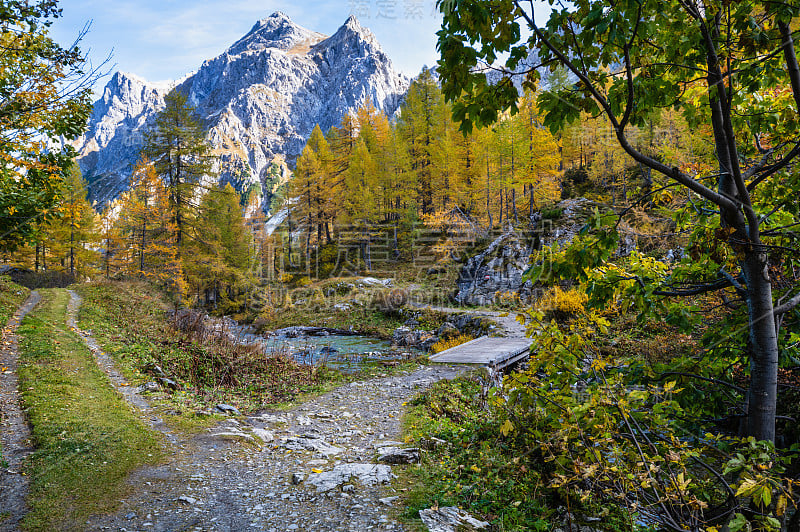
[[419, 507, 490, 532], [307, 464, 393, 493], [251, 428, 274, 443], [283, 435, 343, 456]]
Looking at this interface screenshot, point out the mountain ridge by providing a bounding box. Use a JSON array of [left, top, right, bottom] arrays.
[[75, 13, 409, 212]]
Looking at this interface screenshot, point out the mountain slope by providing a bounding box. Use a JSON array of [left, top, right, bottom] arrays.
[[75, 12, 409, 210]]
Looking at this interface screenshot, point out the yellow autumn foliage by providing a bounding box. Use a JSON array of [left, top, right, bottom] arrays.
[[539, 287, 588, 317], [430, 334, 475, 354]]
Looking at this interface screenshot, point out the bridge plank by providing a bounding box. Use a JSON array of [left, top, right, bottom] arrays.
[[429, 336, 531, 369]]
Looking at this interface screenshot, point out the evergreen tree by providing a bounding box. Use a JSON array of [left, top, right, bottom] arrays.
[[187, 184, 254, 310], [143, 91, 213, 249]]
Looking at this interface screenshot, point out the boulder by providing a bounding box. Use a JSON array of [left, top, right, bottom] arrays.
[[436, 322, 459, 340], [453, 231, 533, 307], [376, 447, 421, 464], [391, 326, 435, 348], [453, 198, 606, 306], [307, 463, 394, 493], [282, 434, 343, 456], [216, 403, 241, 416], [419, 506, 489, 531]]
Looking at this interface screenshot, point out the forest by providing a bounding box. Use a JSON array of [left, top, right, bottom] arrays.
[[1, 0, 800, 531]]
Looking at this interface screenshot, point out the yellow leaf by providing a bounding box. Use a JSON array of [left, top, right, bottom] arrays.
[[776, 494, 787, 516], [500, 419, 514, 436]]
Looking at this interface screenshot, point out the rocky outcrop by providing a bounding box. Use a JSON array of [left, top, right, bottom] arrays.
[[454, 231, 534, 307], [453, 198, 623, 306], [74, 12, 409, 209]]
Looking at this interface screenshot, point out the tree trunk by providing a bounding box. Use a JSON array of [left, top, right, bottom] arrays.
[[512, 188, 518, 225], [742, 250, 779, 442]]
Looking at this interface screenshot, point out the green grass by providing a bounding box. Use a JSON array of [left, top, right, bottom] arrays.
[[0, 275, 29, 324], [16, 288, 164, 531], [74, 280, 400, 417], [398, 373, 553, 531]]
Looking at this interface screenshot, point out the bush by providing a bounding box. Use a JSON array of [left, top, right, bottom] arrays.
[[539, 286, 587, 319], [430, 334, 474, 354]]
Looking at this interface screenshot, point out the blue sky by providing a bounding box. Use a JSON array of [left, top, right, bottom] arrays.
[[50, 1, 446, 94]]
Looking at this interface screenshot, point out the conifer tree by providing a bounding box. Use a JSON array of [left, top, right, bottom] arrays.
[[39, 162, 99, 277], [143, 91, 213, 249], [187, 184, 254, 309]]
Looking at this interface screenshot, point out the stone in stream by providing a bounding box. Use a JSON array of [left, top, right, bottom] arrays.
[[419, 506, 490, 531]]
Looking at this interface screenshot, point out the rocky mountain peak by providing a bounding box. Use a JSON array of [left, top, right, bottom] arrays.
[[319, 15, 380, 58], [226, 11, 325, 56], [75, 15, 410, 210]]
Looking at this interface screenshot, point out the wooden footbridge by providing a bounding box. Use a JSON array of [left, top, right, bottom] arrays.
[[428, 336, 532, 371]]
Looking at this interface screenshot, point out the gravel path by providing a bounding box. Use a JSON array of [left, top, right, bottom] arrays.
[[62, 290, 466, 531], [85, 365, 463, 531], [0, 291, 40, 531]]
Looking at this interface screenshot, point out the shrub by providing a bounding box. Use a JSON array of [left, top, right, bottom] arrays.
[[430, 334, 474, 354], [539, 286, 587, 319]]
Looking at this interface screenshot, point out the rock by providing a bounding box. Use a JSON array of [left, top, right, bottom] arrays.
[[391, 327, 435, 348], [253, 413, 289, 424], [147, 364, 167, 378], [419, 506, 489, 531], [357, 277, 393, 287], [376, 447, 421, 464], [319, 346, 339, 355], [403, 318, 420, 327], [75, 13, 410, 208], [372, 440, 404, 448], [436, 322, 459, 340], [291, 472, 304, 485], [453, 230, 533, 307], [177, 496, 199, 505], [251, 428, 274, 443], [379, 496, 399, 506], [212, 431, 255, 442], [159, 377, 179, 390], [419, 437, 448, 450], [307, 463, 393, 493], [216, 404, 241, 416], [283, 435, 343, 456], [333, 303, 351, 311], [454, 198, 606, 306], [138, 381, 160, 393]]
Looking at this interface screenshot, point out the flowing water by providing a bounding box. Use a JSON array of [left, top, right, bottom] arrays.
[[262, 334, 416, 371]]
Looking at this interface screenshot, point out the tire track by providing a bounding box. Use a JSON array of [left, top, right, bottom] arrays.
[[0, 291, 40, 531]]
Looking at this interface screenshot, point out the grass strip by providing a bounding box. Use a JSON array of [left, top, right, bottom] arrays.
[[0, 275, 30, 324], [16, 288, 163, 531]]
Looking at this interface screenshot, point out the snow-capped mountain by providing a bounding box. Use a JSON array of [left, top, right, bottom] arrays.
[[75, 12, 409, 211]]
